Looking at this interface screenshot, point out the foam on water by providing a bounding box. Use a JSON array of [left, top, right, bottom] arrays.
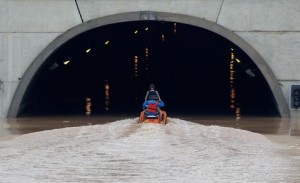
[[0, 118, 299, 183]]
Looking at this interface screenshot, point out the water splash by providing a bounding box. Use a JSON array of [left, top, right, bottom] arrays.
[[0, 118, 299, 183]]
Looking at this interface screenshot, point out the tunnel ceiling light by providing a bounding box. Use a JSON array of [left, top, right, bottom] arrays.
[[145, 27, 149, 31], [85, 48, 91, 53], [235, 58, 241, 63], [134, 30, 138, 34], [105, 40, 110, 45], [63, 60, 70, 65]]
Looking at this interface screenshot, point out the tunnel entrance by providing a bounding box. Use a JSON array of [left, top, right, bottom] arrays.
[[18, 21, 279, 117]]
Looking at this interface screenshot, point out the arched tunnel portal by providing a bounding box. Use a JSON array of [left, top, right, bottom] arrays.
[[7, 11, 290, 118]]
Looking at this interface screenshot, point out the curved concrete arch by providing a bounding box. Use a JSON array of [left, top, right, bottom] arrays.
[[7, 11, 290, 118]]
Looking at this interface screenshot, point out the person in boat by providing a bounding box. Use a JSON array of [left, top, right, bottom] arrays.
[[145, 83, 161, 101], [143, 84, 165, 114]]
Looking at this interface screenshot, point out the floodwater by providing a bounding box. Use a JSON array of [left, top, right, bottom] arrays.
[[0, 116, 299, 182], [0, 115, 292, 136]]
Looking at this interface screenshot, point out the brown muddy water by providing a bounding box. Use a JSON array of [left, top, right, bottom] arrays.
[[1, 115, 298, 154], [0, 115, 299, 182], [0, 115, 292, 136]]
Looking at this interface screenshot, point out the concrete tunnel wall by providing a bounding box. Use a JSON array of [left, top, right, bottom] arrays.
[[5, 11, 290, 118], [0, 0, 299, 133]]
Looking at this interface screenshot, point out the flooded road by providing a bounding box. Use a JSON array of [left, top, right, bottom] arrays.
[[0, 116, 299, 182], [0, 115, 291, 137], [1, 115, 130, 137]]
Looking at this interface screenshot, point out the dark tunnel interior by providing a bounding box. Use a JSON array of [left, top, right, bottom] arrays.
[[19, 21, 279, 118]]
